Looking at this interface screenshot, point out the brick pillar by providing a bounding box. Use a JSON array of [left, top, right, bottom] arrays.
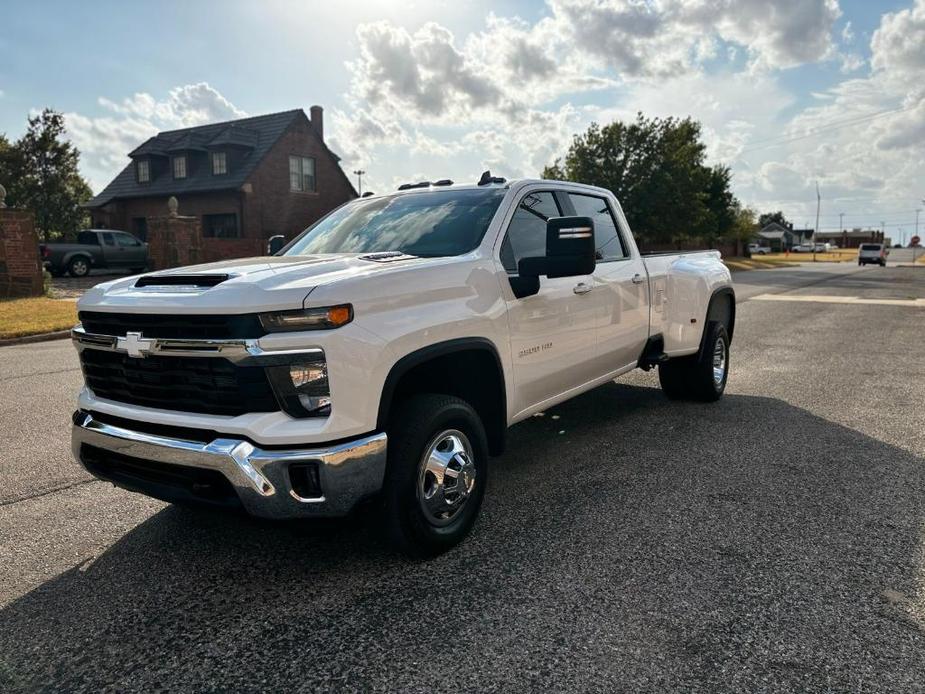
[[146, 215, 203, 270], [0, 206, 44, 298]]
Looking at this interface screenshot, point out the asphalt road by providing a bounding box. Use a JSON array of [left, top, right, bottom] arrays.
[[1, 263, 924, 692]]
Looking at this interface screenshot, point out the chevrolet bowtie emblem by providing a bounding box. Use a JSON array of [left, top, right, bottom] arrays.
[[119, 331, 156, 358]]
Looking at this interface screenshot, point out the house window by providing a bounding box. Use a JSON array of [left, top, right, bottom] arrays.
[[136, 159, 150, 183], [289, 155, 316, 192], [172, 155, 187, 179], [203, 213, 239, 238], [211, 151, 227, 176]]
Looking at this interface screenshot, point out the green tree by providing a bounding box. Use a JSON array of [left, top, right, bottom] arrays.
[[728, 203, 759, 256], [543, 113, 737, 247], [5, 109, 92, 240], [0, 133, 19, 194], [758, 210, 791, 229]]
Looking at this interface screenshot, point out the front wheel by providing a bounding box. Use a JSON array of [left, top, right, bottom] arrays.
[[658, 321, 730, 402], [382, 394, 488, 557]]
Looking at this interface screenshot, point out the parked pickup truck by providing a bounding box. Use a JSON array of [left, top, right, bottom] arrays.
[[71, 177, 734, 555], [41, 229, 148, 277]]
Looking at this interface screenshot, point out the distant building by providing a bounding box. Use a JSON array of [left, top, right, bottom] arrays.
[[815, 228, 888, 248], [755, 222, 813, 252], [84, 107, 356, 246]]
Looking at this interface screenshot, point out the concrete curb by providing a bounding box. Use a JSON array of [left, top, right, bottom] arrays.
[[0, 329, 72, 347]]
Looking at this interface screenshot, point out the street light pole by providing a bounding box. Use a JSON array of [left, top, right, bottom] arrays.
[[353, 169, 366, 197]]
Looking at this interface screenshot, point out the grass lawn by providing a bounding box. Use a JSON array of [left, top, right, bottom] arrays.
[[0, 297, 78, 340], [763, 248, 858, 263], [723, 256, 797, 271], [725, 248, 858, 271]]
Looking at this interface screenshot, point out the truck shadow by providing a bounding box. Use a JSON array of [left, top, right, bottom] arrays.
[[2, 383, 924, 691]]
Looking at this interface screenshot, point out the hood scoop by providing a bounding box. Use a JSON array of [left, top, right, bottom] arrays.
[[358, 251, 417, 263], [135, 273, 230, 288]]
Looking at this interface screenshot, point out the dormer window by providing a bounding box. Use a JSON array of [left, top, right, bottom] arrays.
[[211, 151, 227, 175], [136, 159, 150, 183], [172, 155, 187, 179]]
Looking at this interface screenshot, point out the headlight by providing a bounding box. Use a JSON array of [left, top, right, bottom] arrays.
[[259, 305, 353, 332], [266, 357, 332, 418]]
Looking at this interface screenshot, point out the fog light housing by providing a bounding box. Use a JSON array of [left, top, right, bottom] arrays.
[[266, 357, 332, 418]]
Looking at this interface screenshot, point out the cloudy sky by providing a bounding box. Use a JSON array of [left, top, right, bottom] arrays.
[[2, 0, 924, 241]]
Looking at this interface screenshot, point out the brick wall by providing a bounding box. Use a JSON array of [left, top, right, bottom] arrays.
[[0, 209, 44, 298], [146, 215, 203, 270], [243, 113, 356, 243], [91, 192, 242, 239]]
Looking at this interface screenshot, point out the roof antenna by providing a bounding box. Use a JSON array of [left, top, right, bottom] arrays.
[[477, 170, 506, 186]]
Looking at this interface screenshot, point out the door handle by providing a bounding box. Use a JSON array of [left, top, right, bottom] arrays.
[[573, 282, 592, 295], [631, 273, 645, 284]]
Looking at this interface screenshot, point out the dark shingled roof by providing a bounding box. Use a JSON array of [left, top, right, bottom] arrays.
[[87, 109, 330, 208]]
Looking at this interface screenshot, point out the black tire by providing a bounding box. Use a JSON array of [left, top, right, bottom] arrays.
[[382, 394, 488, 557], [658, 321, 730, 402], [67, 256, 91, 277]]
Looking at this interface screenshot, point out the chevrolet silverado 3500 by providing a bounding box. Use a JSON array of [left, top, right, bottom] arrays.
[[71, 176, 734, 555]]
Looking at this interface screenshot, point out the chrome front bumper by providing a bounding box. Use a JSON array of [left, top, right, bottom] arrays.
[[72, 411, 387, 518]]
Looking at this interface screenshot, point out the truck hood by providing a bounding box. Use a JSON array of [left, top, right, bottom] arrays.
[[78, 254, 427, 313]]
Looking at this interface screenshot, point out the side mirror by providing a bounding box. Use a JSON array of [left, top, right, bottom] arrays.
[[267, 234, 286, 255], [518, 216, 596, 279]]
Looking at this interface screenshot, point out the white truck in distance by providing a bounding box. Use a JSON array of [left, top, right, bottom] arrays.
[[71, 175, 735, 555]]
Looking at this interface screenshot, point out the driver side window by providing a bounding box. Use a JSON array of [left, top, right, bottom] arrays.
[[499, 191, 561, 273]]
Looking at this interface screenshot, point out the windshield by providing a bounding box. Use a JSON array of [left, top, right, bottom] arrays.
[[284, 188, 506, 258], [860, 244, 881, 251]]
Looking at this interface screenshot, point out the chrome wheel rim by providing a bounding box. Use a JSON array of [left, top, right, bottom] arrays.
[[417, 429, 476, 527], [73, 260, 88, 275], [712, 336, 727, 387]]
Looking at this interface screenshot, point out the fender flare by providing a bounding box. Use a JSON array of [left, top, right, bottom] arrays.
[[697, 286, 736, 359], [376, 337, 507, 448]]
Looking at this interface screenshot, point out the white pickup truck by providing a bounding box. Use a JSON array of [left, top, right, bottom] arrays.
[[71, 176, 734, 555]]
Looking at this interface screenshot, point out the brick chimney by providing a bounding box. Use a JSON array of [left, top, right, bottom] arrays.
[[310, 105, 323, 141]]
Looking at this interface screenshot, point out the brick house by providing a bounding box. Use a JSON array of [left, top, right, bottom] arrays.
[[85, 107, 356, 250]]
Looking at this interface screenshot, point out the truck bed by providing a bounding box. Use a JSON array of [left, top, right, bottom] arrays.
[[641, 250, 728, 357]]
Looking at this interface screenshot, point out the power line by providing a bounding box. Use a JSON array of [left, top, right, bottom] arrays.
[[737, 103, 915, 154]]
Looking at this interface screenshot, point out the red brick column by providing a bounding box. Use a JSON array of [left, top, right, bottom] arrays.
[[0, 208, 44, 298], [146, 215, 203, 270]]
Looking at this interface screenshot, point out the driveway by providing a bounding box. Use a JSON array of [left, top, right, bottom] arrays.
[[1, 264, 923, 692]]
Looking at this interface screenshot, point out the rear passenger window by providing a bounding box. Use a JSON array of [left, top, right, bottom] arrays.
[[568, 193, 626, 261], [500, 192, 561, 273]]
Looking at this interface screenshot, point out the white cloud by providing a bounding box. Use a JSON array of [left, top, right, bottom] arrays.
[[65, 82, 246, 192], [550, 0, 841, 76], [97, 83, 245, 129], [871, 0, 925, 88], [841, 20, 854, 43]]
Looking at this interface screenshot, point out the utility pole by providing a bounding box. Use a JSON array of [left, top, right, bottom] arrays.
[[813, 182, 821, 262], [353, 169, 366, 197], [916, 202, 924, 266]]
